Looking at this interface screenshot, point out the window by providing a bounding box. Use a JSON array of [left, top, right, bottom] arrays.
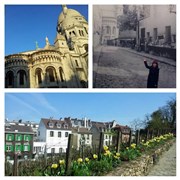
[[84, 27, 88, 34], [65, 132, 69, 137], [57, 124, 61, 128], [6, 71, 14, 87], [24, 135, 31, 141], [59, 67, 64, 82], [24, 145, 29, 151], [75, 60, 79, 67], [6, 134, 14, 141], [48, 123, 54, 128], [87, 134, 90, 140], [153, 28, 158, 41], [38, 131, 40, 136], [51, 148, 55, 154], [6, 145, 12, 152], [59, 148, 63, 153], [15, 144, 22, 152], [165, 26, 171, 44], [18, 70, 26, 85], [35, 68, 42, 84], [72, 31, 76, 36], [50, 131, 54, 137], [16, 134, 22, 141], [46, 67, 56, 82], [58, 132, 61, 137], [64, 124, 68, 129], [81, 31, 84, 36]]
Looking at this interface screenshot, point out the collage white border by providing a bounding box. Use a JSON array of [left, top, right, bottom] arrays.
[[0, 0, 179, 179]]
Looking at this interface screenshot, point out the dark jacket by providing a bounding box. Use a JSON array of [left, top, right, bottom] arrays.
[[144, 61, 159, 88]]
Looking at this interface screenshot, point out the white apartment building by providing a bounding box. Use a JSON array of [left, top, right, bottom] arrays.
[[37, 118, 72, 153]]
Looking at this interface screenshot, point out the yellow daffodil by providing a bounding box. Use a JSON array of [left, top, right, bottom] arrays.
[[85, 157, 89, 162], [131, 143, 136, 149], [59, 159, 65, 165], [104, 150, 111, 156], [103, 145, 108, 151], [51, 164, 58, 169], [116, 152, 120, 157], [93, 154, 98, 159], [114, 155, 120, 159], [126, 147, 129, 150], [77, 158, 83, 163]]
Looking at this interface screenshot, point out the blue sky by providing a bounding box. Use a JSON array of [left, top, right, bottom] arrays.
[[5, 5, 88, 55], [5, 93, 175, 126]]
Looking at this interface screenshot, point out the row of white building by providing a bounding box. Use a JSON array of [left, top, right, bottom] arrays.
[[5, 117, 130, 156]]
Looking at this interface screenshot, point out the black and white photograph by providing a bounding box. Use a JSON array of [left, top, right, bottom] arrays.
[[93, 5, 176, 88]]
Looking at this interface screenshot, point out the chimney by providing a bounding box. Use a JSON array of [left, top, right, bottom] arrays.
[[84, 117, 87, 128]]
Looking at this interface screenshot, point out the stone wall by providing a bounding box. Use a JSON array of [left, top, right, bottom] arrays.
[[107, 139, 175, 176]]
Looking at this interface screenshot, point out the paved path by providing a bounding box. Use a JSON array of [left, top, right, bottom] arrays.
[[148, 142, 176, 176], [93, 46, 176, 88]]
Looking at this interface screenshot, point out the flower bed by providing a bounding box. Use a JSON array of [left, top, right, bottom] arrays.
[[43, 133, 174, 176]]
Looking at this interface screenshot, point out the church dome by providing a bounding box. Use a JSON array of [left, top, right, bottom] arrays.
[[57, 5, 87, 30], [58, 9, 82, 23]]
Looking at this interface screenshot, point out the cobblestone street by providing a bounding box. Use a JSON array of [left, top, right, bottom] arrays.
[[147, 142, 176, 176], [93, 46, 176, 88]]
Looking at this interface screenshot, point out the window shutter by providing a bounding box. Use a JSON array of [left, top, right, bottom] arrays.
[[5, 145, 7, 151], [20, 145, 23, 151], [11, 145, 14, 152], [11, 134, 14, 141], [28, 145, 31, 151], [28, 135, 31, 141]]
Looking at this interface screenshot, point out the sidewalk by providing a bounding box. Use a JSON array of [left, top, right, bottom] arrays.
[[123, 47, 176, 67], [94, 45, 176, 67], [147, 141, 176, 176]]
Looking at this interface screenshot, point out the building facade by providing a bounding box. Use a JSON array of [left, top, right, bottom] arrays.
[[5, 124, 34, 160], [138, 5, 176, 49], [72, 127, 92, 150], [37, 118, 72, 153], [5, 119, 39, 141], [5, 5, 88, 88]]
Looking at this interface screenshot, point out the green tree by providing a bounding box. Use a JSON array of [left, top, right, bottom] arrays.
[[117, 9, 137, 31]]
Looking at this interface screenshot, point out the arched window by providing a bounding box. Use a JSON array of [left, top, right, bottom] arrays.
[[79, 30, 82, 36], [81, 30, 84, 36], [6, 71, 14, 87], [46, 67, 56, 82], [75, 60, 79, 67], [72, 31, 76, 36], [35, 68, 42, 85], [59, 67, 64, 82], [84, 27, 88, 34], [17, 70, 27, 86]]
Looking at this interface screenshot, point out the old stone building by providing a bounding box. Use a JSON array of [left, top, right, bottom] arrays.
[[138, 5, 176, 47], [5, 5, 88, 88]]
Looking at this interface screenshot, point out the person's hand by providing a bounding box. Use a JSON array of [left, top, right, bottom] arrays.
[[144, 59, 146, 62]]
